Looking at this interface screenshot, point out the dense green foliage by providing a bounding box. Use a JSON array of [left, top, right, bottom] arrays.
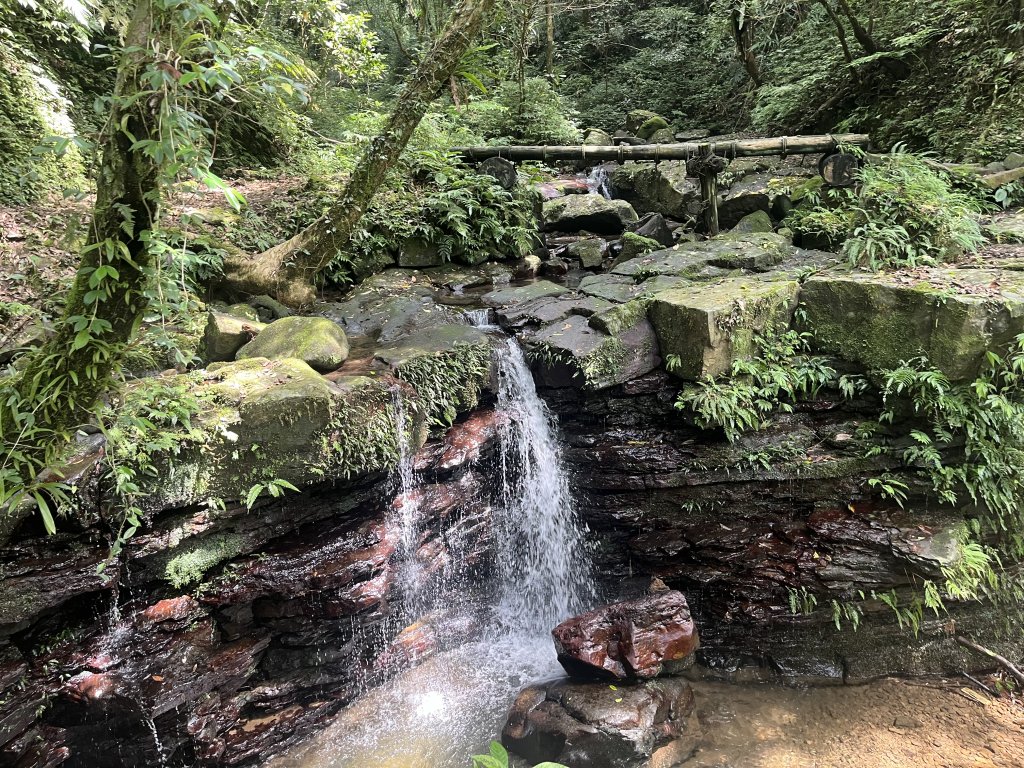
[[788, 147, 986, 269]]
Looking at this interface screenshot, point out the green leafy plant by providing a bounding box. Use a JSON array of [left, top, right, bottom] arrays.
[[472, 741, 567, 768], [675, 329, 836, 441]]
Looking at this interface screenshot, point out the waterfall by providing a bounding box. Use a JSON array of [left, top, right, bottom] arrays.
[[586, 165, 613, 199], [266, 323, 596, 768], [491, 338, 594, 631]]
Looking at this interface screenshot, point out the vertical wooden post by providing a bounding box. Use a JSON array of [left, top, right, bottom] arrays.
[[697, 144, 720, 236]]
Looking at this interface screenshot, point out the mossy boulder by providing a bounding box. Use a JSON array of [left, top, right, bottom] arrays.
[[236, 316, 350, 372], [530, 313, 660, 390], [731, 210, 774, 234], [625, 109, 665, 135], [542, 194, 639, 235], [717, 173, 772, 230], [374, 325, 493, 426], [649, 278, 800, 380], [636, 116, 670, 140], [583, 128, 614, 146], [203, 311, 265, 363], [798, 269, 1024, 380], [567, 237, 609, 269], [612, 233, 793, 280], [610, 161, 701, 221], [648, 127, 676, 144], [614, 232, 661, 267]]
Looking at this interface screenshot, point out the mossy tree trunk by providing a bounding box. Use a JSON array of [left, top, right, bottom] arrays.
[[220, 0, 495, 307], [730, 2, 763, 87], [2, 0, 161, 455]]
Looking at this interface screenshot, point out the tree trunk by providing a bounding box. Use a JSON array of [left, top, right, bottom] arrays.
[[816, 0, 857, 72], [2, 0, 162, 457], [220, 0, 495, 307], [730, 4, 763, 87], [545, 0, 555, 76]]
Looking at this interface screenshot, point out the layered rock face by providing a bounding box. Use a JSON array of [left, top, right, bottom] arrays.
[[0, 408, 503, 767]]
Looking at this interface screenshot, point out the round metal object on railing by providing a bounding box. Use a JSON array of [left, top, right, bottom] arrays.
[[819, 152, 859, 186]]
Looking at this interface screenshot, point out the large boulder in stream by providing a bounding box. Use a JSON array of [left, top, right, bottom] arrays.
[[611, 161, 702, 222], [236, 316, 349, 372], [552, 590, 699, 681], [503, 677, 697, 768], [542, 195, 639, 235], [798, 268, 1024, 380]]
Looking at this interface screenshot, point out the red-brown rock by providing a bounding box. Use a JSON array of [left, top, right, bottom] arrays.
[[552, 590, 699, 680]]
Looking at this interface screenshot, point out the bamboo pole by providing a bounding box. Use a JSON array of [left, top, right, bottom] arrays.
[[453, 134, 870, 163]]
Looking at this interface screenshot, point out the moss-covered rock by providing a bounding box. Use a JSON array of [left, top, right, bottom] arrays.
[[612, 233, 794, 280], [649, 278, 800, 380], [614, 232, 661, 266], [625, 109, 665, 135], [610, 161, 701, 221], [731, 210, 774, 234], [203, 311, 265, 363], [567, 237, 609, 269], [530, 313, 660, 390], [236, 316, 349, 372], [982, 212, 1024, 244], [375, 325, 493, 426], [583, 128, 614, 146], [542, 195, 639, 235], [798, 269, 1024, 379], [636, 116, 670, 140], [483, 280, 568, 308]]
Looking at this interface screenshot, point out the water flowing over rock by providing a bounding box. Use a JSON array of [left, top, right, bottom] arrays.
[[552, 590, 699, 681], [492, 337, 595, 628], [502, 677, 696, 768]]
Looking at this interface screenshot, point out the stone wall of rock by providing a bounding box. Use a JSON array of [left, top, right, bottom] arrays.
[[0, 409, 504, 767]]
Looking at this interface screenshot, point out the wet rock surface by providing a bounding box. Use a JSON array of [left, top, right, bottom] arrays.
[[553, 590, 699, 681], [502, 677, 697, 768]]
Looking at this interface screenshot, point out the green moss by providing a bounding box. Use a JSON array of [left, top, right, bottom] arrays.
[[589, 298, 652, 336], [162, 533, 247, 588]]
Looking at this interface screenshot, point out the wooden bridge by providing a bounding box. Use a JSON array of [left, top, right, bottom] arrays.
[[453, 134, 871, 235]]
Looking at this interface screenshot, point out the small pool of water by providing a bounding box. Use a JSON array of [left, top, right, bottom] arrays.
[[264, 634, 562, 768]]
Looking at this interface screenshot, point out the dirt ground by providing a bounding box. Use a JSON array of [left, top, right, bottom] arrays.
[[687, 677, 1024, 768]]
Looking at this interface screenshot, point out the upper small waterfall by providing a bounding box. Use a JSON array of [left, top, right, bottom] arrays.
[[586, 165, 613, 199]]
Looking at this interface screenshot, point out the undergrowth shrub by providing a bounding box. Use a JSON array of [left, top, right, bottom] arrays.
[[672, 328, 837, 441], [787, 147, 985, 270], [463, 78, 580, 145]]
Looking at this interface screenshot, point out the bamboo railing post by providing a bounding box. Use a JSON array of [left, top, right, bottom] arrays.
[[696, 144, 720, 236]]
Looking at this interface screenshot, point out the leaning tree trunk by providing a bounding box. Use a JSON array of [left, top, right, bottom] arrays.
[[730, 4, 763, 87], [220, 0, 495, 307], [2, 0, 162, 457]]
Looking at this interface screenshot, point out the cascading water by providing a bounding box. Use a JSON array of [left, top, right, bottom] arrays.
[[586, 164, 613, 199], [492, 338, 594, 630], [266, 321, 596, 768]]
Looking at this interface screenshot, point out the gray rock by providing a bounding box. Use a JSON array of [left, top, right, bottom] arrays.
[[236, 316, 349, 372], [731, 210, 774, 234], [249, 294, 292, 323], [479, 156, 519, 190], [630, 212, 674, 247], [1006, 152, 1024, 171], [610, 162, 701, 222], [567, 238, 609, 269], [583, 128, 614, 146], [398, 238, 444, 268], [483, 280, 568, 308], [203, 311, 265, 363], [542, 195, 639, 235]]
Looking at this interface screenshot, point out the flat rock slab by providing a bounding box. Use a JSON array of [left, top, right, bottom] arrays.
[[799, 268, 1024, 380], [531, 314, 660, 390], [612, 233, 794, 280], [983, 212, 1024, 244], [373, 325, 490, 369], [649, 278, 800, 380], [503, 676, 696, 768], [497, 295, 614, 330], [482, 280, 568, 307], [552, 590, 699, 681]]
